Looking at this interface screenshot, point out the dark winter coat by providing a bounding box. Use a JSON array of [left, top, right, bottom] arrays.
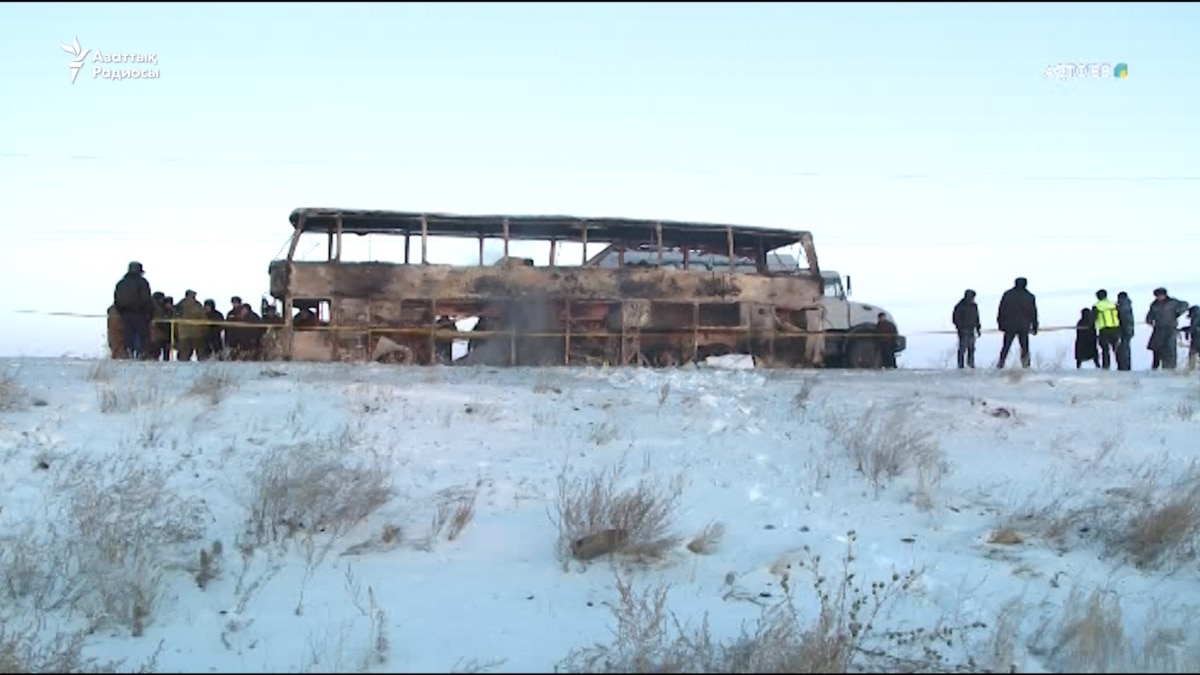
[[1075, 312, 1099, 362], [205, 309, 225, 350], [1146, 297, 1189, 330], [875, 318, 898, 346], [952, 298, 981, 333], [226, 309, 264, 350], [1116, 296, 1135, 337], [997, 286, 1039, 334], [1146, 297, 1189, 351], [113, 272, 153, 319]]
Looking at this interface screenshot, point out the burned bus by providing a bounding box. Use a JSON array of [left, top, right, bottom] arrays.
[[265, 208, 904, 368]]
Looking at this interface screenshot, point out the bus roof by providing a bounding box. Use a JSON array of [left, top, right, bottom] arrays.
[[288, 208, 812, 253]]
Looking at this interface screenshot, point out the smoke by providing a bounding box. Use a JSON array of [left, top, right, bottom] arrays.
[[456, 293, 566, 366]]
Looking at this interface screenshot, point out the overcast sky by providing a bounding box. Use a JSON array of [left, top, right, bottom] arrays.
[[1, 2, 1197, 368]]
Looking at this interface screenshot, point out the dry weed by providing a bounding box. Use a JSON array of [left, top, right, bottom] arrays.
[[86, 360, 114, 382], [686, 522, 725, 555], [450, 656, 509, 673], [192, 540, 224, 590], [1110, 476, 1200, 570], [1044, 587, 1126, 672], [533, 372, 561, 394], [558, 531, 982, 673], [0, 624, 159, 673], [588, 420, 621, 446], [185, 366, 239, 406], [0, 453, 208, 637], [418, 486, 479, 550], [95, 382, 162, 414], [791, 377, 818, 413], [0, 370, 25, 412], [820, 402, 944, 498], [1004, 459, 1200, 571], [550, 453, 685, 569], [244, 426, 394, 547]]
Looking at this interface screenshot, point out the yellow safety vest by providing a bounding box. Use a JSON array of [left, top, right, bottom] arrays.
[[1093, 298, 1119, 330]]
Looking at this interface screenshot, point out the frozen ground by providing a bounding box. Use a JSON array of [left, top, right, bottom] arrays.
[[2, 357, 1200, 673]]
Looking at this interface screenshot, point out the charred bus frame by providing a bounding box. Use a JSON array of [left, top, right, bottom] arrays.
[[267, 208, 829, 367]]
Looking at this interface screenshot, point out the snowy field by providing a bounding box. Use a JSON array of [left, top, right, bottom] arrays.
[[2, 357, 1200, 673]]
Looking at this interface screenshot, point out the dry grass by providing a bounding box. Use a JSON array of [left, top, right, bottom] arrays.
[[192, 540, 224, 590], [86, 360, 114, 382], [550, 453, 685, 570], [987, 527, 1024, 546], [791, 377, 818, 413], [557, 531, 984, 673], [243, 426, 395, 547], [686, 522, 725, 555], [185, 366, 240, 406], [1110, 475, 1200, 570], [0, 625, 161, 673], [588, 420, 621, 446], [533, 371, 561, 395], [419, 486, 479, 549], [1000, 458, 1200, 571], [2, 452, 208, 638], [96, 382, 163, 415], [1033, 343, 1071, 371], [0, 370, 25, 412], [820, 402, 945, 499], [1031, 585, 1200, 673]]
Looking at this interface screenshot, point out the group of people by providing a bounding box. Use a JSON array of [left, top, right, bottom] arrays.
[[951, 277, 1199, 372], [109, 261, 282, 361]]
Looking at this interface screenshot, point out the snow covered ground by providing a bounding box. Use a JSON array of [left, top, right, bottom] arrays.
[[2, 357, 1200, 673]]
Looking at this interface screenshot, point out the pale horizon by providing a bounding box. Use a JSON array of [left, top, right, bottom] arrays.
[[2, 2, 1197, 368]]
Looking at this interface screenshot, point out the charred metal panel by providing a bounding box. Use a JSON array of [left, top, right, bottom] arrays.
[[291, 331, 333, 361], [284, 262, 822, 310]]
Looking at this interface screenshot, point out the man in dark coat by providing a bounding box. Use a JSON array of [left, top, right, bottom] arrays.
[[113, 261, 154, 359], [1185, 306, 1200, 373], [952, 289, 982, 369], [1116, 291, 1135, 371], [1146, 287, 1189, 370], [202, 299, 225, 360], [227, 303, 265, 361], [875, 312, 899, 369], [996, 277, 1038, 369]]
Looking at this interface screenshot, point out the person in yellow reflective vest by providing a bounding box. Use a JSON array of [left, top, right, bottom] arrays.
[[1093, 289, 1121, 370]]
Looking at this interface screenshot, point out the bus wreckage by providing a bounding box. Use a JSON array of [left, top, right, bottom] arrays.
[[264, 208, 906, 369]]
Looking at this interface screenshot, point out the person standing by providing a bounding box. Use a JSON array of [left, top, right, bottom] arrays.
[[1075, 308, 1100, 369], [1146, 287, 1189, 370], [1185, 306, 1200, 373], [952, 289, 981, 369], [202, 299, 225, 359], [174, 290, 207, 361], [996, 277, 1039, 369], [875, 312, 899, 369], [1092, 290, 1121, 369], [1115, 291, 1135, 371], [112, 261, 154, 359]]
